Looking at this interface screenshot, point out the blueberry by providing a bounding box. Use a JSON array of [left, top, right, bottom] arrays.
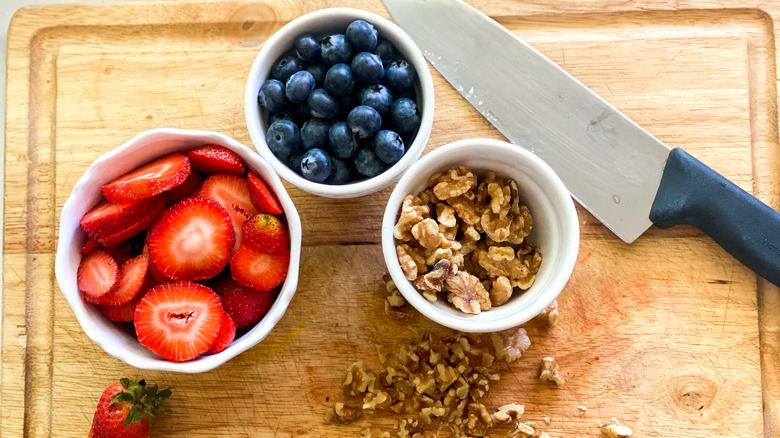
[[374, 38, 395, 67], [324, 158, 352, 185], [324, 63, 355, 97], [390, 97, 421, 134], [268, 109, 296, 124], [271, 54, 302, 82], [372, 130, 405, 164], [358, 84, 394, 115], [285, 71, 316, 103], [354, 148, 384, 178], [320, 34, 353, 65], [346, 20, 378, 52], [307, 64, 328, 88], [257, 79, 286, 113], [266, 120, 300, 158], [287, 152, 305, 175], [384, 59, 416, 92], [347, 105, 382, 139], [351, 52, 384, 84], [307, 89, 339, 119], [300, 148, 332, 182], [301, 118, 330, 150], [294, 34, 321, 62], [328, 122, 358, 158]]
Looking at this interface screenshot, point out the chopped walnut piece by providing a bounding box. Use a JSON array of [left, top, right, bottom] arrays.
[[509, 421, 551, 438], [436, 203, 458, 228], [600, 418, 633, 438], [413, 259, 454, 298], [394, 195, 431, 241], [490, 276, 513, 306], [430, 166, 477, 200], [363, 391, 392, 410], [446, 271, 492, 314], [539, 357, 565, 386], [487, 182, 511, 214], [397, 244, 427, 280], [492, 403, 525, 422], [325, 402, 363, 423], [536, 300, 559, 327], [467, 403, 492, 435], [344, 361, 375, 394], [491, 327, 531, 362], [412, 218, 444, 249]]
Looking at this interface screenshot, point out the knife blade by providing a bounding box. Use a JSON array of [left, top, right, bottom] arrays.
[[384, 0, 780, 287]]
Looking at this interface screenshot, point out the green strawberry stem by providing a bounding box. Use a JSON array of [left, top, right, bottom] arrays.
[[110, 378, 173, 430]]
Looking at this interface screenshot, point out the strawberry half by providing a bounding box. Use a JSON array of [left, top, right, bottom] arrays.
[[199, 174, 259, 252], [165, 170, 203, 204], [204, 312, 237, 355], [230, 243, 289, 291], [215, 278, 275, 329], [187, 145, 246, 176], [134, 282, 224, 362], [101, 153, 191, 203], [80, 196, 166, 247], [85, 253, 149, 306], [247, 172, 283, 215], [242, 214, 289, 253], [147, 198, 235, 281], [78, 250, 120, 298]]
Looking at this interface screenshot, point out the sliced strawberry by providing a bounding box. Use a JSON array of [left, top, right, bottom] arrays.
[[165, 170, 204, 204], [204, 312, 237, 355], [86, 253, 149, 305], [98, 297, 140, 322], [187, 145, 246, 176], [134, 281, 223, 362], [230, 243, 289, 291], [147, 198, 235, 280], [215, 278, 275, 329], [242, 214, 289, 253], [80, 196, 166, 247], [247, 172, 283, 215], [80, 238, 100, 255], [101, 153, 191, 203], [77, 250, 120, 298], [200, 174, 259, 252]]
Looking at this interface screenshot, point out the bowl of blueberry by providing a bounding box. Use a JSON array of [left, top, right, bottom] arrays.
[[244, 8, 434, 198]]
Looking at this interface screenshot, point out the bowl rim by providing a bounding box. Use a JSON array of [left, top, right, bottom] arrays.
[[381, 138, 580, 333], [244, 7, 435, 198], [54, 127, 302, 373]]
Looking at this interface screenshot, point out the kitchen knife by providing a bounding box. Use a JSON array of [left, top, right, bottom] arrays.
[[383, 0, 780, 287]]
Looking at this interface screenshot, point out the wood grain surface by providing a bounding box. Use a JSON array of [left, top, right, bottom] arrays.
[[4, 0, 780, 436]]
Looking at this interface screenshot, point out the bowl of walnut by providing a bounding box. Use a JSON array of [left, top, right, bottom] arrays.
[[382, 138, 579, 332]]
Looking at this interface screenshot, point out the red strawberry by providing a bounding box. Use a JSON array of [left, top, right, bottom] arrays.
[[81, 238, 100, 255], [187, 145, 246, 176], [86, 254, 149, 306], [101, 153, 191, 203], [199, 174, 259, 252], [134, 282, 223, 362], [230, 243, 289, 291], [89, 378, 171, 438], [204, 312, 237, 355], [215, 278, 275, 329], [98, 298, 140, 322], [247, 172, 283, 215], [147, 198, 234, 281], [80, 196, 166, 247], [78, 250, 120, 298], [165, 170, 203, 204], [242, 214, 289, 253]]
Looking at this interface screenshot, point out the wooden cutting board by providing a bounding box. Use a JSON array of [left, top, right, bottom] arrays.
[[4, 0, 780, 436]]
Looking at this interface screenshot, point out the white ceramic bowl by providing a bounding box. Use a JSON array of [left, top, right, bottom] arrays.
[[382, 138, 579, 332], [54, 128, 302, 373], [244, 7, 434, 198]]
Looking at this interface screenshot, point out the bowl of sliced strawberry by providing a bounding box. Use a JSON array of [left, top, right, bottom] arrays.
[[55, 128, 302, 372]]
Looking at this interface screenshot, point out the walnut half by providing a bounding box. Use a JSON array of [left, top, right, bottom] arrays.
[[446, 271, 491, 314]]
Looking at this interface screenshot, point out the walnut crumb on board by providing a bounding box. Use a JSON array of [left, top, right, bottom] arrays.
[[600, 418, 633, 437], [539, 357, 565, 386]]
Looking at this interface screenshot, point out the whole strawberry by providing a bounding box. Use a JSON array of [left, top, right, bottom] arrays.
[[89, 378, 171, 438]]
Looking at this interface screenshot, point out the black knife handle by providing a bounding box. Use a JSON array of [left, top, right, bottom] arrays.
[[649, 147, 780, 286]]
